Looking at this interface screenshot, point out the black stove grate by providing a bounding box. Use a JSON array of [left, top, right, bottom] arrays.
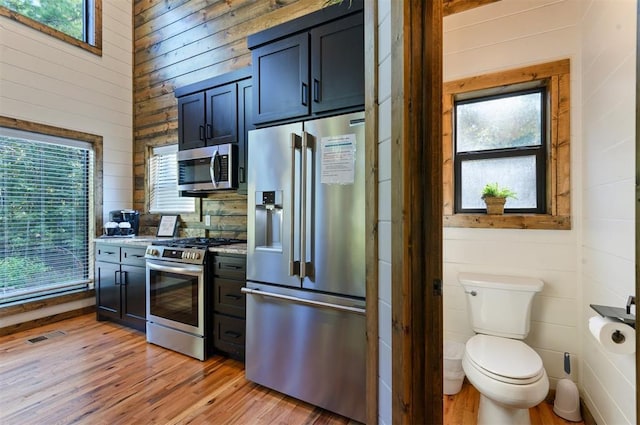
[[153, 237, 246, 249]]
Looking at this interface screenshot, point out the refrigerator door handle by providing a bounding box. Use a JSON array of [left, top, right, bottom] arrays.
[[289, 133, 301, 277], [300, 131, 308, 279], [241, 287, 365, 315]]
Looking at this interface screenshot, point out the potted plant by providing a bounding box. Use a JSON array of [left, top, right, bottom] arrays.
[[481, 182, 517, 215]]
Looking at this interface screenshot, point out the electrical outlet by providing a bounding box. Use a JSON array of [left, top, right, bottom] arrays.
[[204, 215, 211, 226]]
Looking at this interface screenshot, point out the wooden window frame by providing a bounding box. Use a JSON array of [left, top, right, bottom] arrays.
[[443, 59, 571, 230], [0, 0, 102, 56]]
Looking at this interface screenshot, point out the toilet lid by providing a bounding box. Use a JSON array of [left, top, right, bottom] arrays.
[[465, 335, 544, 383]]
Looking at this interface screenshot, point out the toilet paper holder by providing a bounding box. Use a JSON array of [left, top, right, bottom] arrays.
[[590, 295, 636, 330]]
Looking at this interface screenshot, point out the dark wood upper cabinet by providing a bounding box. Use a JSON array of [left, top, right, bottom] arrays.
[[310, 12, 364, 115], [206, 83, 238, 146], [248, 1, 364, 125], [237, 78, 254, 194], [175, 69, 251, 151], [252, 32, 310, 124], [177, 92, 207, 150]]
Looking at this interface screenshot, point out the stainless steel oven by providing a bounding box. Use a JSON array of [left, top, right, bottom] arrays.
[[145, 238, 245, 361]]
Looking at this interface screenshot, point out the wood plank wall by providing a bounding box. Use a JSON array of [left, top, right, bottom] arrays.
[[132, 0, 326, 238]]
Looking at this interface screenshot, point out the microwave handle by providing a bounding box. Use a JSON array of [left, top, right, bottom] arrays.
[[209, 149, 219, 188]]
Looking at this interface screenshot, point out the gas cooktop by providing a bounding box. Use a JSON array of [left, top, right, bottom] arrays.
[[152, 237, 246, 249]]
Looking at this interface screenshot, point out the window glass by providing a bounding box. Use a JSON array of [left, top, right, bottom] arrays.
[[0, 128, 93, 304], [454, 88, 545, 214], [149, 145, 196, 214], [460, 156, 538, 210], [456, 91, 542, 152], [1, 0, 85, 41]]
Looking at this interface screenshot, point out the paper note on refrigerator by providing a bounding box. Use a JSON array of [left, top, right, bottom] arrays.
[[320, 134, 356, 185]]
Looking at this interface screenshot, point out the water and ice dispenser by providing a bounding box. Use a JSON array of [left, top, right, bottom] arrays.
[[254, 190, 283, 251]]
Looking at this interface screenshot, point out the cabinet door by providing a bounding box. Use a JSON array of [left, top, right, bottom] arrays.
[[213, 313, 245, 359], [205, 83, 238, 146], [214, 278, 246, 318], [121, 264, 147, 332], [252, 32, 310, 124], [237, 79, 253, 194], [310, 12, 364, 114], [178, 92, 206, 150], [96, 261, 121, 321]]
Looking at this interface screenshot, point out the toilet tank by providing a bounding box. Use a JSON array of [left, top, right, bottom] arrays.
[[458, 272, 543, 339]]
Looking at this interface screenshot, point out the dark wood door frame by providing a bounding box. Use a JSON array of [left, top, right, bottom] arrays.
[[390, 0, 444, 423]]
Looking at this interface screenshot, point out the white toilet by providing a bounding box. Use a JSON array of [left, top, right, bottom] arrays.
[[459, 272, 549, 425]]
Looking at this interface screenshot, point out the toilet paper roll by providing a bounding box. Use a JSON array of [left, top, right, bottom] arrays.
[[588, 316, 636, 355]]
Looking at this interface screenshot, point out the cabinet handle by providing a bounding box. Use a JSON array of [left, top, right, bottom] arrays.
[[114, 270, 120, 285], [224, 294, 241, 300], [206, 124, 213, 139], [121, 271, 127, 286], [301, 82, 308, 106], [221, 264, 242, 270], [102, 250, 116, 255], [239, 167, 245, 184], [199, 125, 205, 141], [224, 330, 242, 339], [313, 79, 320, 103]]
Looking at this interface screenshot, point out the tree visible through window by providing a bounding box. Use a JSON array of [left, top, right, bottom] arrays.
[[454, 89, 546, 213], [0, 0, 101, 55], [0, 128, 93, 304]]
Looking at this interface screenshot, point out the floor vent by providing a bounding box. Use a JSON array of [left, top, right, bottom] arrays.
[[26, 330, 67, 344]]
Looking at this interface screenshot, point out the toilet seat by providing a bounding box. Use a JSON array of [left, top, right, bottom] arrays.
[[465, 334, 544, 385]]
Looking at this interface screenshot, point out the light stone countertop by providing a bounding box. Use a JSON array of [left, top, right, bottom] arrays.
[[94, 237, 247, 256], [209, 243, 247, 255]]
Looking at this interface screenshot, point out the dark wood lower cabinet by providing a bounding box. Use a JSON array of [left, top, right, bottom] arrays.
[[212, 254, 246, 360], [95, 243, 146, 332]]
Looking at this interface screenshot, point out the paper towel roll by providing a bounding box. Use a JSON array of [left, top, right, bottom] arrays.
[[588, 316, 636, 355]]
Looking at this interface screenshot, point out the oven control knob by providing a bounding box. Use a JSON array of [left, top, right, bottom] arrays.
[[146, 248, 158, 256], [194, 253, 201, 260]]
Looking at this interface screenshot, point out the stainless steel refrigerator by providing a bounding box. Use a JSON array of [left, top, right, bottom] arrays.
[[242, 111, 366, 423]]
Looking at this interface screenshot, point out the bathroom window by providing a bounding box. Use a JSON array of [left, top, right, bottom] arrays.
[[0, 0, 102, 56], [443, 59, 571, 229], [455, 88, 546, 214]]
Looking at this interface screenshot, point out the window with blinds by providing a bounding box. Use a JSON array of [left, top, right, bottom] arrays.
[[0, 128, 93, 304], [149, 145, 195, 213]]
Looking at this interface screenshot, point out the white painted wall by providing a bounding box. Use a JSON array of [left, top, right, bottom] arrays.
[[580, 1, 636, 424], [0, 0, 133, 323], [377, 0, 393, 424], [443, 0, 583, 389], [0, 0, 134, 220]]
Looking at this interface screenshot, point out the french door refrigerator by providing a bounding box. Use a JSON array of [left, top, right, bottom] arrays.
[[243, 111, 366, 423]]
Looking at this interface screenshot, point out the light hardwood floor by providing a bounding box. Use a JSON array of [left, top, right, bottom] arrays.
[[0, 314, 583, 425]]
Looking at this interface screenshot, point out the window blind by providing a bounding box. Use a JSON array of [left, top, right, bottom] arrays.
[[149, 145, 195, 213], [0, 129, 93, 304]]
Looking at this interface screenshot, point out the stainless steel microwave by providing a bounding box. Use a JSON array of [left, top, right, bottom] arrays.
[[177, 144, 238, 192]]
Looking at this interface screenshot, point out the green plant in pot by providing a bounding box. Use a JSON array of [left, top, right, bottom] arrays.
[[481, 182, 517, 215]]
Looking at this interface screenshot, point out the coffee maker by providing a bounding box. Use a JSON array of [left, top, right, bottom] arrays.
[[107, 209, 140, 236]]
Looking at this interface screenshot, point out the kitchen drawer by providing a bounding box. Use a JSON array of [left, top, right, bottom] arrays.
[[213, 314, 245, 359], [215, 278, 246, 318], [214, 255, 246, 280], [121, 247, 147, 267], [95, 243, 120, 262]]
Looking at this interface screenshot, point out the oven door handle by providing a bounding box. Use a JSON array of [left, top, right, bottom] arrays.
[[146, 261, 203, 276]]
